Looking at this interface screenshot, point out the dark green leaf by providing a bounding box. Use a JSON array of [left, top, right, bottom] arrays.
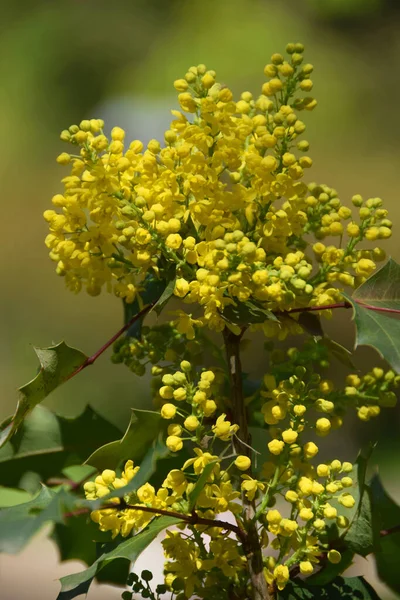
[[222, 299, 278, 326], [306, 548, 354, 586], [347, 298, 400, 373], [188, 462, 216, 510], [85, 409, 162, 471], [342, 444, 375, 554], [0, 485, 56, 553], [353, 258, 400, 309], [124, 276, 166, 338], [321, 338, 355, 369], [0, 342, 88, 447], [344, 258, 400, 371], [370, 474, 400, 594], [0, 405, 121, 488], [297, 312, 324, 337], [57, 516, 181, 600], [278, 576, 381, 599], [151, 278, 176, 316]]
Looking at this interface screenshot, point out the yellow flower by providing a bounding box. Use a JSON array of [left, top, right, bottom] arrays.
[[166, 435, 183, 452], [234, 455, 251, 471]]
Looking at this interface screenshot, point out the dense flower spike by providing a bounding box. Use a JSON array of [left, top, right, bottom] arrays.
[[45, 43, 390, 337], [70, 44, 398, 599]]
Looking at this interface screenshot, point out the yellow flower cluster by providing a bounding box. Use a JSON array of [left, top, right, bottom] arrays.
[[44, 43, 390, 335]]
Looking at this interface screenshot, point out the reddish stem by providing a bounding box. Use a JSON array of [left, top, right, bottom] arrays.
[[63, 501, 245, 542], [354, 300, 400, 315], [67, 302, 154, 380], [380, 524, 400, 538]]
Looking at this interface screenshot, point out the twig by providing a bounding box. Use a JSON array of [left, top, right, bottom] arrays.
[[380, 524, 400, 537], [63, 500, 246, 542], [67, 303, 154, 380]]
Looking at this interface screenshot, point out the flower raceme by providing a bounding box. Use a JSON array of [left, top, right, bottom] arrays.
[[67, 43, 398, 600], [44, 43, 390, 338]]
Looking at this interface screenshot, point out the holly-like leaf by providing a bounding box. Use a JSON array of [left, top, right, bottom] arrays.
[[320, 337, 355, 369], [353, 258, 400, 309], [306, 548, 354, 586], [222, 299, 278, 326], [57, 516, 181, 600], [85, 409, 163, 471], [278, 576, 381, 599], [0, 342, 88, 447], [342, 444, 375, 555], [369, 474, 400, 595], [151, 278, 176, 316], [0, 485, 58, 553], [0, 405, 121, 489], [345, 258, 400, 372], [188, 462, 216, 510]]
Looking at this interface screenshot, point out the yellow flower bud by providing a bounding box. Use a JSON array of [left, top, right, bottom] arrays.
[[339, 493, 355, 508], [235, 455, 251, 471], [328, 550, 341, 564], [174, 278, 189, 297], [300, 561, 314, 575], [268, 439, 285, 455], [282, 429, 298, 444], [303, 441, 319, 458], [161, 403, 177, 419], [299, 507, 314, 521], [184, 415, 199, 431], [166, 435, 183, 452], [316, 418, 331, 436], [160, 386, 174, 399], [174, 78, 189, 92]]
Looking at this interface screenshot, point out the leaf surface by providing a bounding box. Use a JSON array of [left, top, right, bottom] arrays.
[[0, 342, 87, 447], [85, 409, 163, 471], [0, 405, 121, 488], [278, 576, 381, 599], [57, 516, 181, 599]]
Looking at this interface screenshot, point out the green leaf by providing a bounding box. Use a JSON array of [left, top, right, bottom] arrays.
[[188, 462, 216, 510], [222, 299, 278, 326], [124, 275, 166, 337], [345, 258, 400, 371], [0, 486, 31, 507], [0, 405, 121, 488], [353, 258, 400, 309], [0, 342, 88, 447], [0, 485, 56, 553], [85, 409, 163, 471], [347, 298, 400, 372], [297, 312, 324, 337], [342, 444, 375, 555], [57, 516, 181, 600], [278, 576, 381, 599], [369, 474, 400, 594], [151, 278, 176, 316], [320, 337, 355, 369], [306, 548, 354, 586]]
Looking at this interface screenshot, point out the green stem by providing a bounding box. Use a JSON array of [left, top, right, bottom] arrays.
[[255, 465, 281, 520]]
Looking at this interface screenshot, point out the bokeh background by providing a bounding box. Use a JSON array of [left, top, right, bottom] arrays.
[[1, 0, 400, 598]]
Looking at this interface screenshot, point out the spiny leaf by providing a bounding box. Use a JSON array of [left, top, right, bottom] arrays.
[[344, 258, 400, 371], [0, 342, 87, 447], [57, 516, 181, 600], [85, 409, 163, 471], [342, 444, 375, 554], [305, 548, 354, 586], [0, 405, 121, 488], [346, 297, 400, 372], [353, 258, 400, 309], [370, 474, 400, 594], [320, 337, 355, 369], [151, 278, 176, 316], [222, 299, 278, 326]]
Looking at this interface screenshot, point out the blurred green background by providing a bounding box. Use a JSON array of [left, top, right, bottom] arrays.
[[1, 0, 400, 597]]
